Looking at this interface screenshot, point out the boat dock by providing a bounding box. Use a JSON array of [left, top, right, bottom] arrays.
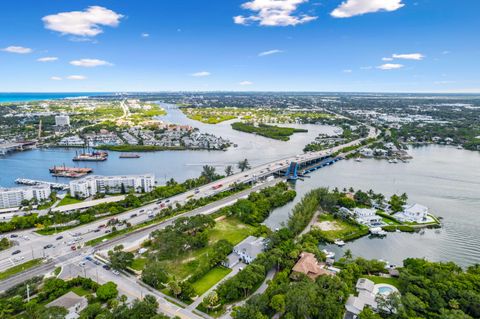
[[15, 178, 69, 190]]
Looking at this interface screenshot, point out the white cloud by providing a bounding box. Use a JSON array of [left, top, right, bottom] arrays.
[[38, 56, 58, 62], [70, 59, 112, 67], [343, 69, 353, 73], [377, 63, 404, 70], [331, 0, 404, 18], [239, 81, 253, 86], [67, 75, 87, 80], [42, 6, 123, 37], [382, 57, 393, 61], [392, 53, 424, 60], [2, 46, 32, 54], [360, 66, 373, 70], [191, 71, 211, 77], [234, 0, 317, 26], [258, 49, 283, 57], [141, 33, 150, 38], [50, 76, 62, 81]]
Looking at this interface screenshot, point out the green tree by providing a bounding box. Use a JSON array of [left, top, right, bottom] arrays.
[[96, 282, 118, 301], [225, 165, 234, 176], [168, 280, 182, 299], [202, 291, 219, 312], [201, 165, 217, 182], [237, 159, 251, 172], [141, 262, 169, 288], [108, 245, 134, 270], [270, 294, 286, 314]]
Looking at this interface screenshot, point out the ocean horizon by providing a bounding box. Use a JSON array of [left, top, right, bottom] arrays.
[[0, 92, 111, 103]]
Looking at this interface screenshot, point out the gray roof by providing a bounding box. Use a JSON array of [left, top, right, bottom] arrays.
[[46, 291, 86, 310], [234, 236, 264, 259], [356, 278, 375, 293]]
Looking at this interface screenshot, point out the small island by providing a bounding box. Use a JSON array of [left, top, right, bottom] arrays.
[[231, 122, 308, 141]]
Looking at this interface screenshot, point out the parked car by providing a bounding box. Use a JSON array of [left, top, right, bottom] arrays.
[[102, 265, 111, 270], [112, 270, 120, 275], [71, 246, 77, 251], [56, 236, 63, 240], [130, 214, 137, 218], [12, 250, 21, 255], [43, 244, 53, 249], [10, 234, 18, 238]]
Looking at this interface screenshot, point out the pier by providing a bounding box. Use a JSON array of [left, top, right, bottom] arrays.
[[15, 178, 69, 191]]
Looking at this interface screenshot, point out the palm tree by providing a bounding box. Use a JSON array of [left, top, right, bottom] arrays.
[[224, 165, 234, 176], [237, 159, 251, 172], [201, 165, 217, 182], [343, 249, 353, 260], [168, 280, 182, 299]]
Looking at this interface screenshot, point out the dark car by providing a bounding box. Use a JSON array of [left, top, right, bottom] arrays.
[[93, 260, 101, 265], [130, 214, 137, 218], [102, 265, 111, 270], [43, 244, 53, 249], [56, 236, 63, 240], [93, 229, 100, 233], [12, 250, 21, 255], [10, 234, 18, 238]]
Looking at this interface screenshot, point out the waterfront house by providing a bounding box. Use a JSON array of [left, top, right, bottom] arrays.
[[353, 208, 382, 226], [394, 203, 428, 223], [291, 252, 335, 280]]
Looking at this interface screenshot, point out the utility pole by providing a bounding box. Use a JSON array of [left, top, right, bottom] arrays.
[[26, 284, 30, 302]]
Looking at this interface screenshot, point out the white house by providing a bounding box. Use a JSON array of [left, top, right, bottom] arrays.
[[353, 208, 382, 226], [394, 203, 428, 223], [224, 236, 265, 268]]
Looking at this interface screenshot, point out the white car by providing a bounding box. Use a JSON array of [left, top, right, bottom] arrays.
[[13, 256, 25, 262], [112, 270, 120, 275]]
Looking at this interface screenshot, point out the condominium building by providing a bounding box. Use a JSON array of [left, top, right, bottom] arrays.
[[69, 174, 155, 198], [0, 184, 52, 209], [55, 115, 71, 127]]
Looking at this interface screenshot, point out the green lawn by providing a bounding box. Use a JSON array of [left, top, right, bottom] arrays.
[[57, 195, 84, 207], [131, 258, 148, 271], [365, 275, 400, 288], [158, 217, 256, 281], [208, 217, 256, 245], [70, 286, 91, 296], [0, 259, 42, 280], [191, 267, 232, 296]]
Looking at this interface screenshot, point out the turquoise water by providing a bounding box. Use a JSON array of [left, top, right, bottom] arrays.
[[0, 93, 109, 103], [378, 286, 394, 294]]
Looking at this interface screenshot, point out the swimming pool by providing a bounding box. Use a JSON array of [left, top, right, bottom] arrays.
[[377, 286, 394, 295]]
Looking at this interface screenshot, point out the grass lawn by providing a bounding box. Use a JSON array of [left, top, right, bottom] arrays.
[[158, 217, 256, 281], [317, 214, 369, 242], [208, 217, 256, 245], [191, 267, 232, 296], [57, 195, 84, 207], [365, 275, 400, 288], [131, 258, 148, 271], [0, 259, 42, 280], [70, 286, 91, 296]]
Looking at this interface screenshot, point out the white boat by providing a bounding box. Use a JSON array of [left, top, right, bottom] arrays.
[[370, 227, 387, 236], [334, 239, 346, 246], [322, 249, 336, 259], [355, 158, 362, 162]]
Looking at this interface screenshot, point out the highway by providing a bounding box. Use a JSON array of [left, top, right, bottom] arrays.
[[0, 125, 378, 318]]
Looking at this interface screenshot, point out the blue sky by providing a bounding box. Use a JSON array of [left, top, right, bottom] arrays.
[[0, 0, 479, 93]]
